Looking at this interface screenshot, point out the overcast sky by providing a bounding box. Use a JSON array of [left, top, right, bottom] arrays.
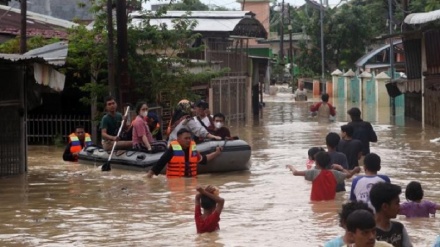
[[143, 0, 345, 11]]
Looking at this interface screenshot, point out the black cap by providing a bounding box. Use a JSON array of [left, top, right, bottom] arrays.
[[195, 100, 208, 109], [347, 107, 361, 117]]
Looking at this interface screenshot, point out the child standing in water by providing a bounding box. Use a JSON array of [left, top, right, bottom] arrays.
[[287, 151, 359, 201], [306, 147, 325, 169], [195, 185, 224, 233], [399, 181, 439, 218]]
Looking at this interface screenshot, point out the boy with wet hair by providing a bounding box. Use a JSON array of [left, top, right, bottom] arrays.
[[338, 124, 363, 169], [369, 183, 413, 247], [195, 185, 224, 234], [287, 151, 359, 201], [324, 201, 373, 247], [310, 93, 336, 121], [326, 132, 350, 192], [350, 153, 390, 207], [344, 209, 393, 247]]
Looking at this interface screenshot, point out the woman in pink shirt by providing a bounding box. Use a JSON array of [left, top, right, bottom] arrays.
[[132, 102, 167, 152]]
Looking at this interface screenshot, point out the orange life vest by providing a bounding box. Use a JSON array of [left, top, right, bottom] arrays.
[[166, 140, 199, 177], [69, 133, 92, 155]]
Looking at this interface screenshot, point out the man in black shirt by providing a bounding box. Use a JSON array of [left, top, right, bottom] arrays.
[[347, 107, 377, 156]]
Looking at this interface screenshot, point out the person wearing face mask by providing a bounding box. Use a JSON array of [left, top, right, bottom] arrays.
[[132, 102, 167, 152], [212, 113, 231, 140]]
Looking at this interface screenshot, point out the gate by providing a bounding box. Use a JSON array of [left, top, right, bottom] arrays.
[[0, 65, 26, 176], [211, 76, 247, 120]]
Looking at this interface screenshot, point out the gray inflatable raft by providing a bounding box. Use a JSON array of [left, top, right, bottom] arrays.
[[77, 140, 252, 174]]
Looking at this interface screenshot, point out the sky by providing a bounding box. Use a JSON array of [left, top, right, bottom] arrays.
[[143, 0, 344, 11]]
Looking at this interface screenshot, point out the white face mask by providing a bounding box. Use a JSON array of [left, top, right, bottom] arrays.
[[142, 111, 148, 117], [214, 122, 223, 129]]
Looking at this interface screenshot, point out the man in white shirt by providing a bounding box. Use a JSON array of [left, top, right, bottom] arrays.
[[193, 100, 214, 131]]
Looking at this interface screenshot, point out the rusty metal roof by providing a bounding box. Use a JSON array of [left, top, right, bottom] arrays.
[[0, 5, 77, 39]]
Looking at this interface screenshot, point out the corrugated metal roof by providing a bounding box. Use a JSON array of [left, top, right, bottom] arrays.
[[131, 11, 253, 19], [355, 40, 403, 68], [24, 41, 67, 66], [0, 41, 67, 66], [130, 11, 267, 38], [0, 5, 77, 39], [404, 9, 440, 25], [133, 18, 242, 32]]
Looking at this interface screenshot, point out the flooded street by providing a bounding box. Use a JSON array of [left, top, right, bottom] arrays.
[[1, 92, 440, 246]]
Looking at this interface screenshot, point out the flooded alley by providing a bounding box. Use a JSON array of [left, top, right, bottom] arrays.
[[1, 92, 440, 246]]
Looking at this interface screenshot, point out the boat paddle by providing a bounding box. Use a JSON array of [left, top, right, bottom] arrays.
[[101, 106, 130, 172]]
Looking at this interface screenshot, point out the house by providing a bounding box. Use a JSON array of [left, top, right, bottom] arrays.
[[399, 9, 440, 128], [0, 41, 69, 176], [6, 0, 93, 21], [130, 10, 268, 118], [0, 4, 78, 42]]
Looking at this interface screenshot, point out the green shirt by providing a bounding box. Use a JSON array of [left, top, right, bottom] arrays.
[[100, 112, 123, 140]]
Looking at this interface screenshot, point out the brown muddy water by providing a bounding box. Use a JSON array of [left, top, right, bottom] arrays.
[[1, 92, 440, 247]]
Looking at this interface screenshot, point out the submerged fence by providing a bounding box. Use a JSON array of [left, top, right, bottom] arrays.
[[27, 114, 92, 145]]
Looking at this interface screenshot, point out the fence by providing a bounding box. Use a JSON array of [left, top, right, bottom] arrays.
[[0, 65, 26, 176], [211, 76, 248, 120], [27, 114, 92, 145]]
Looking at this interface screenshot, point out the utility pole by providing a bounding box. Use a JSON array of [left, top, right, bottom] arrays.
[[319, 0, 325, 93], [288, 4, 294, 92], [20, 0, 26, 54], [116, 0, 128, 104], [279, 0, 285, 65], [388, 0, 395, 116], [107, 0, 115, 97]]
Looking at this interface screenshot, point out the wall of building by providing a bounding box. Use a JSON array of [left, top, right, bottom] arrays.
[[241, 1, 269, 46]]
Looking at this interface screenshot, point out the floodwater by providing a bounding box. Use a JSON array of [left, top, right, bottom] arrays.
[[1, 91, 440, 247]]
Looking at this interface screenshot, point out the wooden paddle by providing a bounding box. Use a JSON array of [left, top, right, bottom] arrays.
[[101, 106, 130, 172]]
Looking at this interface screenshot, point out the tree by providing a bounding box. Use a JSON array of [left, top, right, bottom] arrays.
[[67, 0, 111, 142], [291, 0, 408, 78], [127, 11, 226, 105], [0, 36, 60, 53], [409, 0, 440, 12], [67, 0, 226, 137], [168, 0, 209, 11]]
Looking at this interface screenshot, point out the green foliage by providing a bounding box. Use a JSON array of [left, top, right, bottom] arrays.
[[409, 0, 440, 12], [53, 133, 64, 147], [168, 0, 209, 11], [67, 0, 225, 109], [0, 36, 60, 54], [291, 0, 413, 78], [127, 11, 226, 105]]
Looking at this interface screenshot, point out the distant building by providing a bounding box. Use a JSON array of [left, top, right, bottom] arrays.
[[151, 3, 168, 11], [8, 0, 93, 21], [0, 5, 77, 42]]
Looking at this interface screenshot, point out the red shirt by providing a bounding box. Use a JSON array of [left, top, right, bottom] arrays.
[[310, 102, 336, 116], [311, 170, 337, 201], [194, 204, 220, 233]]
